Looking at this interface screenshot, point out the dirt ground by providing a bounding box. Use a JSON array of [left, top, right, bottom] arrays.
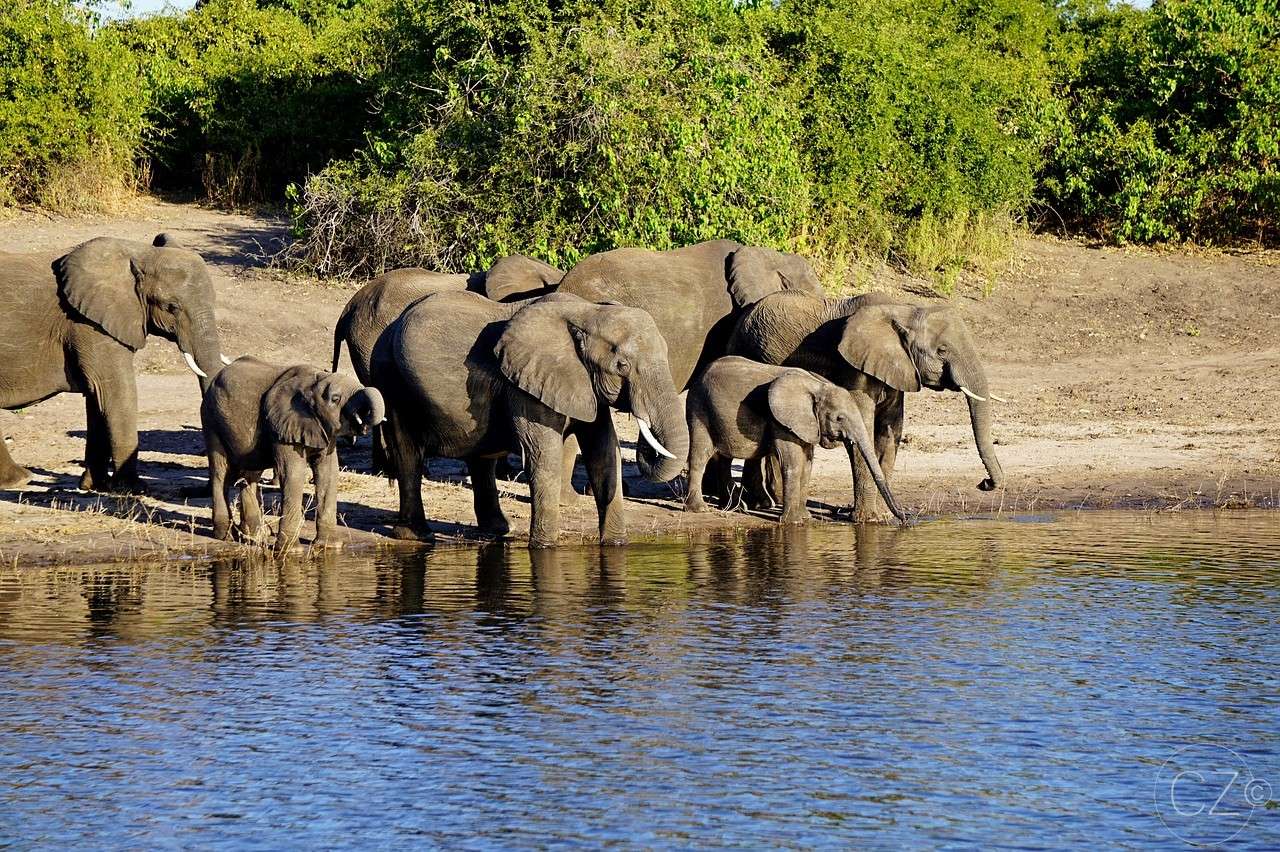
[[1, 198, 1276, 565]]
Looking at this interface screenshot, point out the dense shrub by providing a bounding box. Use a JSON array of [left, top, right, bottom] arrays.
[[0, 0, 147, 209], [293, 0, 812, 276], [120, 0, 373, 205], [1044, 0, 1280, 243]]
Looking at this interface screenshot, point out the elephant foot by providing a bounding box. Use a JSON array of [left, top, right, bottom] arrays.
[[780, 509, 812, 526], [311, 536, 345, 551], [391, 522, 435, 542], [527, 535, 559, 550], [234, 524, 267, 544], [0, 465, 32, 490], [846, 506, 896, 524], [684, 497, 712, 514], [212, 523, 233, 542], [108, 475, 148, 496], [477, 517, 511, 539], [599, 534, 628, 547]]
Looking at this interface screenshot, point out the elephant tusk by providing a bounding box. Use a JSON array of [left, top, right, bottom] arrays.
[[989, 392, 1009, 403], [352, 413, 363, 427], [220, 354, 233, 366], [959, 386, 986, 402], [636, 418, 676, 460], [183, 351, 209, 379]]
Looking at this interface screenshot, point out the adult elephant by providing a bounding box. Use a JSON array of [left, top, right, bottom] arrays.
[[556, 240, 823, 476], [727, 290, 1006, 520], [372, 291, 687, 547], [332, 254, 563, 382], [331, 255, 562, 474], [0, 235, 226, 492]]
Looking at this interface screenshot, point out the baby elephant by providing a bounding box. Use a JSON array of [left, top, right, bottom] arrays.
[[202, 357, 385, 551], [686, 357, 905, 524]]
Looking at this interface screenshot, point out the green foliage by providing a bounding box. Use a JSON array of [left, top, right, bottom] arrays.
[[0, 0, 146, 208], [3, 0, 1275, 277], [119, 0, 374, 205], [1044, 0, 1280, 243]]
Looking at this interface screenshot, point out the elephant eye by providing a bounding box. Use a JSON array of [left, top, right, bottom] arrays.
[[331, 394, 342, 404], [937, 345, 949, 356]]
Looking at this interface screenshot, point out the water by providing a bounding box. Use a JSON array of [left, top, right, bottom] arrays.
[[1, 512, 1278, 848]]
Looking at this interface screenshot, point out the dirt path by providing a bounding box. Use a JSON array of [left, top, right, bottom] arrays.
[[0, 200, 1276, 565]]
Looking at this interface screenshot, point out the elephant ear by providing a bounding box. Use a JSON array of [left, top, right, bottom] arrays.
[[768, 369, 823, 445], [727, 246, 821, 307], [53, 237, 147, 351], [837, 304, 921, 393], [263, 366, 334, 449], [495, 299, 598, 422]]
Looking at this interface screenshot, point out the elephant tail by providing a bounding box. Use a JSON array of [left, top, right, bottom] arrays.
[[332, 308, 352, 373]]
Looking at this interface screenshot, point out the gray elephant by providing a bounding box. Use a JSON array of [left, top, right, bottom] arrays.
[[686, 357, 905, 524], [201, 357, 385, 552], [556, 240, 824, 477], [331, 254, 563, 383], [728, 290, 1006, 520], [332, 255, 563, 476], [372, 291, 688, 547], [0, 234, 226, 492]]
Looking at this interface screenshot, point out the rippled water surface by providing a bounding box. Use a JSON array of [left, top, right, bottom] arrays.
[[2, 512, 1279, 847]]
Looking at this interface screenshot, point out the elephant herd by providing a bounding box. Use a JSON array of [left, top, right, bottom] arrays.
[[0, 234, 1006, 551]]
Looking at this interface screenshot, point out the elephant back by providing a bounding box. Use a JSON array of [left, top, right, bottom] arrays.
[[386, 290, 516, 456], [483, 254, 563, 303]]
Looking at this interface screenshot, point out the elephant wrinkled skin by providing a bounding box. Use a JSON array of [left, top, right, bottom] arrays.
[[0, 234, 225, 492], [372, 291, 688, 547], [686, 357, 905, 525], [728, 290, 1005, 520], [201, 357, 385, 552]]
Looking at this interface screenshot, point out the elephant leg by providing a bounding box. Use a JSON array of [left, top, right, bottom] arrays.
[[208, 436, 233, 541], [272, 446, 309, 554], [742, 456, 778, 510], [579, 413, 626, 546], [95, 374, 143, 494], [383, 408, 433, 542], [311, 450, 342, 549], [370, 424, 389, 476], [468, 456, 510, 537], [848, 393, 890, 522], [0, 427, 31, 490], [684, 420, 715, 514], [515, 413, 567, 549], [239, 471, 265, 542], [560, 434, 580, 504], [777, 440, 813, 525], [80, 396, 112, 491], [703, 455, 734, 507], [871, 392, 904, 513]]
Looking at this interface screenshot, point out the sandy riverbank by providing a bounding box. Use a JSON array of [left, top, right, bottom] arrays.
[[1, 199, 1276, 565]]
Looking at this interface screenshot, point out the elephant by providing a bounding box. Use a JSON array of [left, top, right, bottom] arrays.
[[371, 290, 688, 547], [727, 290, 1006, 520], [0, 234, 226, 492], [331, 255, 562, 475], [685, 357, 906, 525], [201, 357, 385, 552], [555, 240, 824, 478]]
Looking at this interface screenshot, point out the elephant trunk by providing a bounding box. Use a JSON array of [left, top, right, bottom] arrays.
[[843, 400, 906, 522], [631, 383, 689, 483], [179, 309, 225, 395], [951, 354, 1004, 491], [345, 387, 385, 434]]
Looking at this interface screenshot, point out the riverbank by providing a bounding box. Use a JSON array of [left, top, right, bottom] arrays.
[[1, 199, 1277, 565]]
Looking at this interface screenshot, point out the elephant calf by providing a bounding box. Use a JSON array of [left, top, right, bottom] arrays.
[[201, 357, 384, 552], [685, 357, 905, 524]]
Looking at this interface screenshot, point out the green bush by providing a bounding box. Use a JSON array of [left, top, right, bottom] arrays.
[[291, 0, 813, 276], [0, 0, 147, 209], [120, 0, 373, 206], [1044, 0, 1280, 244]]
